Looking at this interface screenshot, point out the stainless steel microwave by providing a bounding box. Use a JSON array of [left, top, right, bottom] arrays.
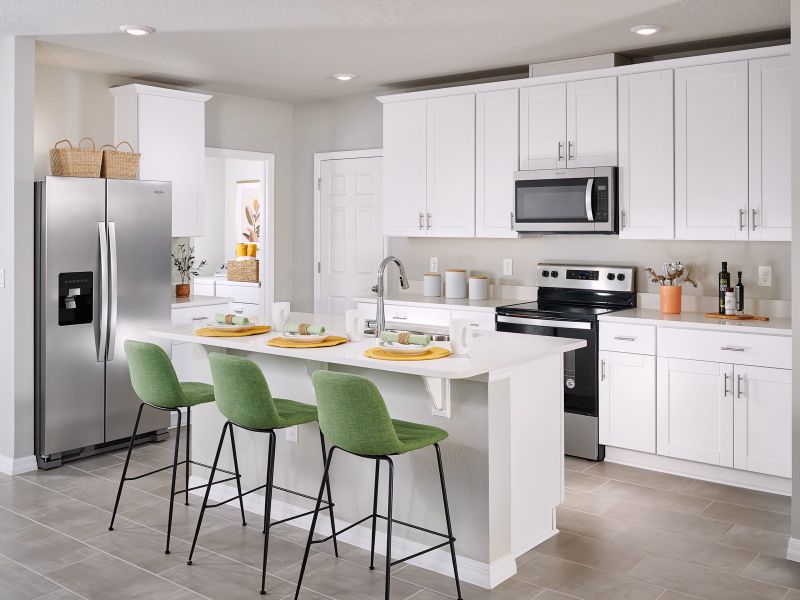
[[513, 167, 617, 234]]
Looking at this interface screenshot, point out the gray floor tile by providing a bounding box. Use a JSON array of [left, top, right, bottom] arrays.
[[18, 467, 103, 493], [584, 462, 694, 493], [718, 524, 790, 558], [701, 501, 791, 535], [0, 472, 12, 483], [0, 506, 36, 536], [564, 470, 608, 493], [530, 531, 647, 575], [681, 480, 791, 515], [534, 592, 585, 600], [395, 563, 543, 599], [0, 555, 61, 599], [61, 476, 161, 515], [625, 553, 786, 600], [784, 589, 800, 599], [564, 456, 596, 473], [600, 499, 733, 541], [591, 480, 712, 515], [0, 479, 72, 516], [26, 496, 135, 541], [67, 451, 126, 473], [740, 554, 800, 591], [121, 500, 232, 543], [0, 522, 100, 575], [46, 553, 188, 600], [33, 589, 86, 600], [657, 592, 706, 600], [560, 489, 619, 516], [92, 461, 181, 494]]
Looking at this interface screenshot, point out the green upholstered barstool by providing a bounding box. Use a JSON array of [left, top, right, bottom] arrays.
[[187, 353, 338, 595], [109, 340, 247, 555], [295, 371, 463, 600]]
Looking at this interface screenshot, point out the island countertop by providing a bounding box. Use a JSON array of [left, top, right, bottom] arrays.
[[149, 314, 585, 380]]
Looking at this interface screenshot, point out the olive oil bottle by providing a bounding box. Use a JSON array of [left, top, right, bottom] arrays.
[[718, 262, 730, 314]]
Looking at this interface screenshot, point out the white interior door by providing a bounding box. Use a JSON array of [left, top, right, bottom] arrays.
[[317, 156, 383, 316]]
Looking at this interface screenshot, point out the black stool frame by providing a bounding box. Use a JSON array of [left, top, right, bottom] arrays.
[[187, 420, 339, 595], [108, 403, 245, 554], [294, 443, 463, 600]]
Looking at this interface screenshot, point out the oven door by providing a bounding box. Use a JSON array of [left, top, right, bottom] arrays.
[[495, 315, 598, 416]]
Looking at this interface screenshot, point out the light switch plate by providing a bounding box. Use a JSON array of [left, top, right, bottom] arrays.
[[286, 426, 298, 443], [758, 265, 772, 287], [0, 267, 4, 288], [503, 258, 513, 276], [429, 257, 439, 273]]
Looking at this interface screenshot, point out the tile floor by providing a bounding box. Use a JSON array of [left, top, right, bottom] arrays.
[[1, 431, 798, 599]]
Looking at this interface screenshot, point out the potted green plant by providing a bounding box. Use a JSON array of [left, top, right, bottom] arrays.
[[172, 244, 206, 298], [645, 261, 698, 314]]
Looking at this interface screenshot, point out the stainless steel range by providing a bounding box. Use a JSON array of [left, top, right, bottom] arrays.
[[495, 263, 636, 460]]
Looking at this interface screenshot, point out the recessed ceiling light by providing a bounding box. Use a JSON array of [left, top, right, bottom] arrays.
[[119, 25, 156, 36], [630, 24, 662, 36], [332, 73, 357, 81]]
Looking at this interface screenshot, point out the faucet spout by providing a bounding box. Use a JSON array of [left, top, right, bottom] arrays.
[[374, 256, 409, 338]]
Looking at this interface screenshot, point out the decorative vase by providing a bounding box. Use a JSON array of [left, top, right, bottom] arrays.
[[175, 283, 190, 298], [660, 285, 682, 314]]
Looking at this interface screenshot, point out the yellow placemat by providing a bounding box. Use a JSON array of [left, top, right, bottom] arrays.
[[364, 346, 451, 361], [195, 325, 272, 337], [268, 336, 348, 348]]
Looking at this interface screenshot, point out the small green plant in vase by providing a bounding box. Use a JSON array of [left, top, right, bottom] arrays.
[[645, 260, 697, 314], [172, 244, 206, 298]]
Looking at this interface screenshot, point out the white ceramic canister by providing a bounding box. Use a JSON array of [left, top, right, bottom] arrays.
[[445, 269, 467, 299], [468, 275, 488, 301], [423, 273, 442, 297]]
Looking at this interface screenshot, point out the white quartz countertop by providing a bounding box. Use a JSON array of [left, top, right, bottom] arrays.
[[149, 313, 585, 379], [599, 308, 791, 337], [354, 294, 533, 313], [171, 296, 235, 309]]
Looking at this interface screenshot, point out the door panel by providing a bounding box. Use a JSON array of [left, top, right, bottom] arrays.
[[105, 179, 172, 442], [599, 351, 655, 453], [566, 77, 618, 167], [519, 83, 566, 170]]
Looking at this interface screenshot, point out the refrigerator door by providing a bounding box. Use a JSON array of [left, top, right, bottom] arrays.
[[105, 179, 172, 442], [36, 177, 107, 457]]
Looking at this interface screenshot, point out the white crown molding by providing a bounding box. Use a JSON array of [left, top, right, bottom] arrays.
[[109, 83, 212, 103]]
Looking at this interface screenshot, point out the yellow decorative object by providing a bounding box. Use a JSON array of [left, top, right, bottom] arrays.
[[267, 336, 348, 348], [236, 243, 248, 257], [247, 243, 258, 257], [195, 325, 272, 337], [364, 346, 452, 361]]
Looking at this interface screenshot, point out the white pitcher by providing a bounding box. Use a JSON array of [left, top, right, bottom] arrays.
[[344, 309, 365, 342], [271, 302, 290, 332], [449, 319, 474, 355]]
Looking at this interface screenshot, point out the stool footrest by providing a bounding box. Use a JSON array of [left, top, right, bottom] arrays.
[[123, 459, 238, 483], [204, 482, 333, 515]]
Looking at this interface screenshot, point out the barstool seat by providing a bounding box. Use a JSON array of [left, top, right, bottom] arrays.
[[392, 420, 448, 453], [177, 382, 216, 405]]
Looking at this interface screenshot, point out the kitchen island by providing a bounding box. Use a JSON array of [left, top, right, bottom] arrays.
[[149, 315, 585, 589]]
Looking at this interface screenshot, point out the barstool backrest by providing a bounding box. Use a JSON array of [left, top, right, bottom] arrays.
[[311, 371, 403, 456], [208, 353, 283, 430], [125, 340, 185, 409]]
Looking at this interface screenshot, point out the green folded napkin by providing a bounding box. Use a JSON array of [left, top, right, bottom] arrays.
[[284, 322, 326, 335], [215, 313, 250, 326], [380, 331, 431, 346]]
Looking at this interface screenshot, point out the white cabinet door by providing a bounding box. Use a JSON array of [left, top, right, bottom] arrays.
[[657, 357, 733, 467], [383, 100, 428, 236], [138, 94, 206, 238], [618, 71, 674, 239], [733, 365, 791, 478], [749, 55, 791, 242], [566, 77, 617, 167], [476, 88, 519, 238], [519, 83, 566, 170], [675, 61, 748, 240], [426, 94, 476, 237], [599, 351, 656, 453]]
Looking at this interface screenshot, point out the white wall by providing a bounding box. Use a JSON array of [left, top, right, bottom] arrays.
[[196, 156, 226, 276]]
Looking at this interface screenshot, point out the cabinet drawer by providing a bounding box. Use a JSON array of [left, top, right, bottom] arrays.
[[383, 304, 451, 327], [451, 310, 495, 331], [171, 304, 229, 326], [215, 283, 261, 304], [357, 302, 377, 320], [599, 322, 655, 355], [658, 327, 791, 369]]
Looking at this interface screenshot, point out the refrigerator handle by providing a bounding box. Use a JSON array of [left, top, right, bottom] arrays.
[[97, 222, 108, 362], [107, 221, 118, 361]]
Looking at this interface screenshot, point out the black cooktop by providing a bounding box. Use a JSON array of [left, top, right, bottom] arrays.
[[496, 301, 622, 322]]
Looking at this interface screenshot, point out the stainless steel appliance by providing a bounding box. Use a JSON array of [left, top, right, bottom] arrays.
[[513, 167, 617, 234], [35, 177, 172, 469], [495, 263, 636, 460]]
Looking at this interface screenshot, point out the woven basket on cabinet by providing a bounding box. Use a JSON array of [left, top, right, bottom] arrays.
[[100, 141, 140, 179], [49, 138, 102, 177], [227, 260, 259, 283]]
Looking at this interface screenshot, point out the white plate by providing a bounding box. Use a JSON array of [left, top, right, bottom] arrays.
[[205, 320, 256, 332], [378, 341, 433, 355], [283, 332, 329, 342]]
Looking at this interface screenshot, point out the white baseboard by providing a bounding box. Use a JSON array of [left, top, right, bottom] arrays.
[[189, 475, 511, 589], [604, 447, 792, 496], [0, 454, 38, 475], [787, 538, 800, 562]]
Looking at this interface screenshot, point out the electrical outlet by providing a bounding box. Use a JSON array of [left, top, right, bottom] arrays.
[[429, 257, 439, 273], [758, 266, 772, 287], [503, 258, 513, 277], [0, 268, 4, 288], [285, 426, 298, 443]]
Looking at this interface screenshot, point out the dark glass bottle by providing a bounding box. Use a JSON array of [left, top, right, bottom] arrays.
[[718, 262, 730, 314], [735, 271, 744, 313]]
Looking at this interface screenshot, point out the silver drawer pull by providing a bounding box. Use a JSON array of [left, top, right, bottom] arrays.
[[392, 315, 407, 320], [614, 336, 637, 341], [721, 346, 746, 352], [470, 323, 480, 327]]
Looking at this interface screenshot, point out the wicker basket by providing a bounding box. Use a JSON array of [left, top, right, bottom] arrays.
[[100, 141, 140, 179], [227, 260, 259, 283], [49, 138, 102, 178]]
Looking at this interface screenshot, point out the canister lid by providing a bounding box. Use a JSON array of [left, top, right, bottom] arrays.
[[446, 268, 466, 272]]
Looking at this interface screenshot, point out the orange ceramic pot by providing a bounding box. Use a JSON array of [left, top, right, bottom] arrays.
[[175, 283, 190, 298], [660, 285, 682, 314]]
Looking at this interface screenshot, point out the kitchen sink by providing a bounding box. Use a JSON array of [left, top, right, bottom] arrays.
[[364, 327, 450, 342]]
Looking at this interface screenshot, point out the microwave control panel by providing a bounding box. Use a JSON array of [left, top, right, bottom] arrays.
[[595, 180, 609, 222]]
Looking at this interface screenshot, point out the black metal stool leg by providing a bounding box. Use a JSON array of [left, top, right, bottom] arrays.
[[188, 421, 229, 565], [164, 409, 182, 554], [319, 430, 339, 557], [109, 402, 144, 531], [184, 406, 191, 506], [228, 424, 248, 526], [384, 457, 394, 600], [260, 430, 277, 595], [369, 458, 380, 570], [435, 443, 463, 600], [294, 446, 335, 600]]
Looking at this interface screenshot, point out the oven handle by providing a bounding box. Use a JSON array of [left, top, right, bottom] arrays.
[[497, 315, 592, 330], [585, 178, 595, 222]]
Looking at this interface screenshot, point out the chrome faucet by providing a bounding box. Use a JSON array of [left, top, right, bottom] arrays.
[[371, 256, 410, 337]]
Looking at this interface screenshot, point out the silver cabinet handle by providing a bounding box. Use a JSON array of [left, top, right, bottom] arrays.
[[738, 208, 745, 231], [721, 346, 746, 352], [752, 208, 758, 231], [392, 314, 407, 320], [418, 212, 424, 230], [510, 212, 514, 231], [723, 372, 730, 396], [584, 178, 594, 222], [600, 359, 606, 381], [557, 141, 564, 161], [621, 210, 626, 230], [568, 140, 575, 160], [107, 221, 118, 361], [497, 315, 592, 329], [737, 373, 744, 398], [426, 212, 431, 229], [97, 222, 108, 363], [614, 336, 637, 341]]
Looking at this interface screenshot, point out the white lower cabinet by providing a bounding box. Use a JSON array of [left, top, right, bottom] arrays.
[[599, 351, 656, 453]]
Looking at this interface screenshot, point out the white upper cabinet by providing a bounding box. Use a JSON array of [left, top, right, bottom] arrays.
[[427, 94, 476, 237], [675, 61, 749, 240], [618, 71, 674, 239], [566, 77, 618, 167], [383, 99, 428, 237], [749, 55, 791, 241], [112, 85, 211, 238], [476, 88, 519, 238], [519, 83, 566, 170]]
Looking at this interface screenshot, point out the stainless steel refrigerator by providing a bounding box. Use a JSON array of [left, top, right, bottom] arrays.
[[35, 176, 172, 469]]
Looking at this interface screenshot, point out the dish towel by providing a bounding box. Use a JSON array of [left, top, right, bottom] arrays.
[[364, 346, 451, 361], [195, 325, 272, 337], [380, 331, 432, 346], [284, 322, 326, 335], [268, 336, 347, 348], [215, 313, 250, 326]]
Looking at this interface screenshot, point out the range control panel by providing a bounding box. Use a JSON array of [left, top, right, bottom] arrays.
[[537, 264, 635, 293]]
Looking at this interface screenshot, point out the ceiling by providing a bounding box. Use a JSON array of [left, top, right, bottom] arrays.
[[1, 0, 790, 102]]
